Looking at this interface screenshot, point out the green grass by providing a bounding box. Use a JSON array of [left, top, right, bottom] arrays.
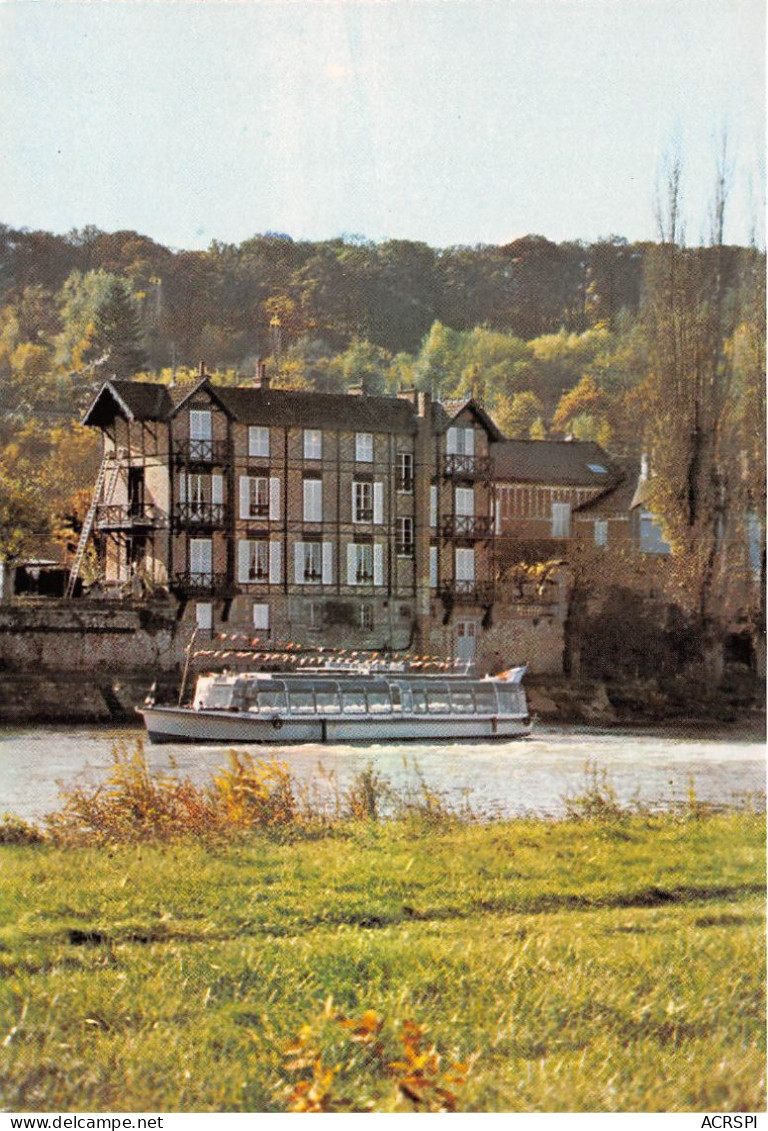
[[0, 810, 764, 1112]]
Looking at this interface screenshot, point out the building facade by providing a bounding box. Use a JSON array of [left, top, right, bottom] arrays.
[[82, 376, 503, 664]]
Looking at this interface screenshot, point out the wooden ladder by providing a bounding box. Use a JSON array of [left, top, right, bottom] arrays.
[[64, 451, 121, 598]]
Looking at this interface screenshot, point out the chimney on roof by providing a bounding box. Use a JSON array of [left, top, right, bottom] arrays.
[[198, 361, 206, 380], [640, 452, 650, 481], [397, 386, 419, 406], [347, 383, 364, 396], [255, 358, 270, 391], [417, 390, 431, 419]]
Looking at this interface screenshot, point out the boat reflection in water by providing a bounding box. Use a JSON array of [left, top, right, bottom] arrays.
[[139, 662, 531, 745]]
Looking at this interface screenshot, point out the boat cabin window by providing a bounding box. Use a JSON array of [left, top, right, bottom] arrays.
[[315, 683, 341, 714], [340, 683, 368, 713], [449, 685, 474, 713], [287, 681, 316, 714], [473, 683, 497, 714], [425, 683, 450, 713], [410, 685, 427, 714], [200, 682, 235, 709], [366, 683, 392, 714], [247, 681, 287, 713], [497, 686, 524, 715]]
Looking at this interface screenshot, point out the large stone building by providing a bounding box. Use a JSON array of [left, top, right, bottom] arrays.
[[82, 373, 508, 665]]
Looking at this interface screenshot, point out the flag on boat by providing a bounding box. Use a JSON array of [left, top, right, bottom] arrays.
[[494, 665, 528, 683]]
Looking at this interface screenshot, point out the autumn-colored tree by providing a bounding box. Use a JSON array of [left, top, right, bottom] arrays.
[[639, 145, 765, 670], [0, 468, 48, 563], [494, 391, 545, 438]]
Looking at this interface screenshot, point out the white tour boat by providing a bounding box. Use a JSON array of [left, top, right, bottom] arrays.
[[139, 662, 531, 745]]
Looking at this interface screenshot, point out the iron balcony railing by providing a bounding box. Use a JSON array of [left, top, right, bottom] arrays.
[[94, 504, 163, 529], [439, 579, 495, 605], [173, 570, 230, 594], [442, 453, 493, 480], [171, 439, 232, 466], [441, 514, 494, 540], [173, 502, 229, 527]]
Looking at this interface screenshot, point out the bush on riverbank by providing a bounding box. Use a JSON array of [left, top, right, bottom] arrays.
[[39, 740, 472, 845]]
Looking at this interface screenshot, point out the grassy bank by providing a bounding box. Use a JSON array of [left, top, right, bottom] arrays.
[[1, 765, 764, 1114]]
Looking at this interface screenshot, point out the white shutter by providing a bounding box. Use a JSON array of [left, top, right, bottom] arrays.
[[294, 542, 304, 584], [212, 474, 223, 505], [239, 476, 250, 520], [252, 602, 270, 630], [373, 482, 383, 525], [190, 410, 211, 440], [350, 482, 358, 523], [464, 428, 475, 456], [552, 503, 571, 537], [190, 538, 212, 573], [238, 540, 251, 584], [269, 542, 282, 584], [455, 547, 475, 582], [456, 487, 474, 516], [429, 545, 438, 588], [347, 544, 357, 586], [304, 479, 322, 522], [373, 543, 383, 586], [446, 427, 457, 455], [322, 542, 333, 585], [179, 474, 187, 503], [430, 485, 437, 527], [269, 477, 281, 521]]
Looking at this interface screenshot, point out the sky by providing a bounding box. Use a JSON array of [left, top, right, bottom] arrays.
[[1, 0, 764, 251]]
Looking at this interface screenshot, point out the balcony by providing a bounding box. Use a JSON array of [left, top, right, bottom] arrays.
[[442, 454, 493, 481], [171, 439, 232, 466], [173, 502, 229, 528], [439, 579, 495, 605], [173, 570, 230, 595], [94, 504, 163, 531], [441, 514, 494, 540]]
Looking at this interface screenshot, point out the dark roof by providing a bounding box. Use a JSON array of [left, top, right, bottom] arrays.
[[574, 461, 640, 515], [213, 386, 418, 432], [82, 379, 176, 425], [441, 399, 505, 441], [491, 438, 622, 487], [83, 380, 418, 432]]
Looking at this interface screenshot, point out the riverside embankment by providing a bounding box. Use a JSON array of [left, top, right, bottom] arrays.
[[1, 600, 764, 728]]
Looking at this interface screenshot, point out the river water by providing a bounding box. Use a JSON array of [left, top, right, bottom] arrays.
[[0, 722, 764, 823]]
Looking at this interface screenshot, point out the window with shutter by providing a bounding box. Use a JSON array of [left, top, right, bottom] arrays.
[[352, 481, 373, 522]]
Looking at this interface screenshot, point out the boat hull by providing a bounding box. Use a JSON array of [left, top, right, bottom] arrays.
[[139, 705, 531, 745]]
